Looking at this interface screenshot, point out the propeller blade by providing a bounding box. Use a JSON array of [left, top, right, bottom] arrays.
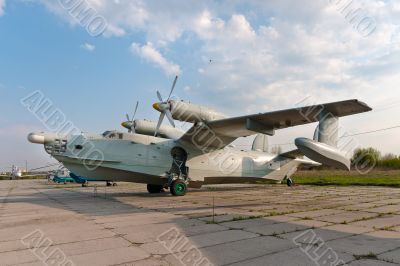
[[157, 91, 163, 102], [132, 101, 139, 122], [165, 109, 176, 128], [126, 114, 130, 121], [167, 75, 178, 100], [154, 113, 165, 137]]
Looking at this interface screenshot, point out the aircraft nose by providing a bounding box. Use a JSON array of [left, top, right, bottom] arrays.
[[28, 132, 45, 144]]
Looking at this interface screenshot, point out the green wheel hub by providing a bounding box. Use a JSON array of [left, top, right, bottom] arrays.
[[170, 180, 187, 196], [175, 183, 185, 193]]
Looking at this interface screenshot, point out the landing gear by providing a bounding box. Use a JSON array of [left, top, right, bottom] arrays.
[[286, 178, 294, 187], [170, 179, 187, 196], [106, 181, 117, 187], [82, 181, 89, 187], [147, 184, 164, 194], [168, 147, 189, 196]]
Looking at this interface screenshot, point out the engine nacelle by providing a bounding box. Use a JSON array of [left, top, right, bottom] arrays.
[[295, 138, 350, 170], [134, 119, 184, 139], [295, 112, 350, 170], [170, 100, 226, 123]]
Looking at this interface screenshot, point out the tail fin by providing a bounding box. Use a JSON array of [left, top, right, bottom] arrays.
[[296, 112, 350, 170]]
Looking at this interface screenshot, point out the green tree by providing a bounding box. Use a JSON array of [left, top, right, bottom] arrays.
[[352, 147, 381, 168]]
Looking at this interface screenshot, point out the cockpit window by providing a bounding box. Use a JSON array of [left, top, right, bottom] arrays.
[[102, 131, 111, 137], [102, 131, 124, 139]]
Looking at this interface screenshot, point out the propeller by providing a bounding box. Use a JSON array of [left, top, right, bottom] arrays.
[[121, 101, 139, 133], [152, 76, 178, 136]]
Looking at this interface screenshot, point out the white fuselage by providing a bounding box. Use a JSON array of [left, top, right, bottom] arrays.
[[29, 130, 304, 187]]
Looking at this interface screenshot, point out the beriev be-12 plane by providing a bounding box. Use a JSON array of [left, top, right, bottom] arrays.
[[28, 77, 372, 196]]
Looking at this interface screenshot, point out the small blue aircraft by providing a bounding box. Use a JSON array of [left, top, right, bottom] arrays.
[[69, 173, 117, 187]]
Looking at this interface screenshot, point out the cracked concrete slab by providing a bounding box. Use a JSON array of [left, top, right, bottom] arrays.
[[1, 180, 400, 266]]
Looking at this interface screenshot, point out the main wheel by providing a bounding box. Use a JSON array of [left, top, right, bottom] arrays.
[[147, 184, 164, 194], [170, 180, 187, 196]]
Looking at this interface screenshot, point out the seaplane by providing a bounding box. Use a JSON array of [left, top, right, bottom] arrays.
[[28, 76, 372, 196]]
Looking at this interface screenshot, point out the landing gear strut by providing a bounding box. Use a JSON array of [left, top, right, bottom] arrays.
[[167, 147, 189, 196]]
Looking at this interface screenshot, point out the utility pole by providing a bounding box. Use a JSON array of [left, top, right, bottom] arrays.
[[25, 160, 28, 173]]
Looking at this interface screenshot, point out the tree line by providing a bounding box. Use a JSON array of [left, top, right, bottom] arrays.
[[352, 147, 400, 169]]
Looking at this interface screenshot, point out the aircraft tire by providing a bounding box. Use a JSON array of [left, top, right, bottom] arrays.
[[170, 180, 187, 196], [147, 184, 164, 194], [287, 178, 294, 187]]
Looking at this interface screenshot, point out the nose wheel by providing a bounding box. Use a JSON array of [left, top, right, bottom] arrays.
[[286, 178, 294, 187]]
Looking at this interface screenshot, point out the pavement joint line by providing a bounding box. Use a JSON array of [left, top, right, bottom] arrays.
[[0, 235, 124, 254], [3, 181, 400, 265], [377, 247, 400, 265], [165, 234, 262, 256], [219, 228, 399, 266], [0, 181, 16, 218], [337, 246, 400, 266]]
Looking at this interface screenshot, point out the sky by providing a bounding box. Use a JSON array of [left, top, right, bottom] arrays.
[[1, 0, 400, 170]]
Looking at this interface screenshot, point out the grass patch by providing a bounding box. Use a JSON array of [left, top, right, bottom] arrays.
[[206, 220, 220, 225], [293, 170, 400, 188], [0, 176, 45, 181], [354, 252, 378, 260], [231, 215, 262, 222]]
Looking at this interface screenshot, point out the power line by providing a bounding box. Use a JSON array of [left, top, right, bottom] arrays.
[[236, 124, 400, 147], [340, 125, 400, 138], [29, 163, 60, 172]]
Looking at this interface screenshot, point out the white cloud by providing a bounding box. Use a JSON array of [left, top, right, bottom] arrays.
[[130, 42, 181, 76], [81, 43, 96, 52], [0, 0, 6, 16], [36, 0, 400, 153]]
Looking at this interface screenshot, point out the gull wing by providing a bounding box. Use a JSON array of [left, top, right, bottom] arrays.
[[178, 99, 372, 150]]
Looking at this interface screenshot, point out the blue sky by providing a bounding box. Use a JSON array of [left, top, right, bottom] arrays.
[[1, 0, 400, 170]]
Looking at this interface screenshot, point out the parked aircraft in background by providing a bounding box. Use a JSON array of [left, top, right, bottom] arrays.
[[0, 165, 22, 180], [0, 165, 50, 180]]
